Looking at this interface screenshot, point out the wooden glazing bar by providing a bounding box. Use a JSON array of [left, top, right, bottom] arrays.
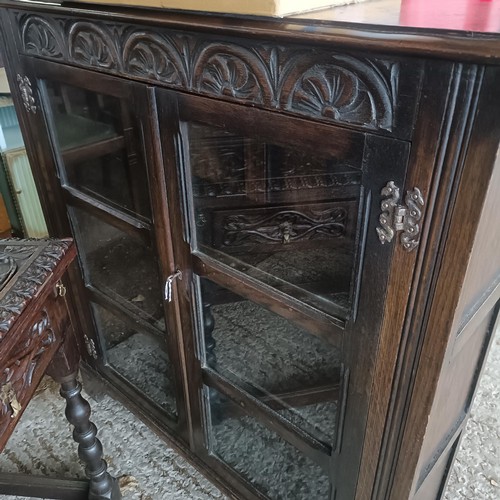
[[202, 368, 334, 470]]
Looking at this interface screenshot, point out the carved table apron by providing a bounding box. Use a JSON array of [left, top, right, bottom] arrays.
[[0, 238, 120, 500]]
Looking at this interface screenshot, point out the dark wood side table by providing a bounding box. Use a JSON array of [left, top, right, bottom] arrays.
[[0, 238, 120, 500]]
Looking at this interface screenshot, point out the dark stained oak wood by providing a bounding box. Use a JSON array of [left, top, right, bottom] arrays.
[[0, 473, 89, 499], [1, 4, 499, 500], [386, 64, 500, 500]]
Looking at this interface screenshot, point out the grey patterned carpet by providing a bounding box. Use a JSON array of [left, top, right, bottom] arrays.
[[0, 326, 498, 499]]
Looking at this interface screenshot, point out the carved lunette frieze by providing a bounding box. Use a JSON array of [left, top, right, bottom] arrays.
[[0, 240, 71, 335], [15, 12, 400, 132]]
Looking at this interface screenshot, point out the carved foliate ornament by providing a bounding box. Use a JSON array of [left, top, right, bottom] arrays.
[[0, 240, 71, 334], [220, 207, 348, 248], [15, 12, 405, 133]]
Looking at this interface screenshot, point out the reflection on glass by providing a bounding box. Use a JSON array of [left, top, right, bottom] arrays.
[[92, 303, 176, 416], [70, 208, 165, 328], [186, 123, 361, 319], [199, 278, 340, 445], [44, 80, 151, 218], [206, 385, 331, 499]]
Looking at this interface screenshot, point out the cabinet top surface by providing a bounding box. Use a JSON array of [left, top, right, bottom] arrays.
[[294, 0, 500, 34], [0, 0, 500, 63], [3, 0, 500, 61]]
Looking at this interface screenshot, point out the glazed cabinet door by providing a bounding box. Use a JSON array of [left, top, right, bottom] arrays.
[[23, 60, 186, 434], [157, 90, 416, 500]]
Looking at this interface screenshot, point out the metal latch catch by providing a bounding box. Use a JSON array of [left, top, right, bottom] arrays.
[[164, 270, 182, 302], [376, 181, 425, 252]]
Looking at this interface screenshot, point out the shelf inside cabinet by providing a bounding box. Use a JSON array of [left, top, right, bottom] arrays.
[[55, 113, 118, 152]]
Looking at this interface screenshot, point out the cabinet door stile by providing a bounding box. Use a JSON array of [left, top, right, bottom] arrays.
[[333, 134, 411, 499], [156, 90, 207, 452], [137, 84, 193, 443]]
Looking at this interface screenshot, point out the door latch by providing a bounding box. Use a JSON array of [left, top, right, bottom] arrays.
[[376, 181, 424, 252], [164, 270, 182, 302], [55, 281, 67, 297]]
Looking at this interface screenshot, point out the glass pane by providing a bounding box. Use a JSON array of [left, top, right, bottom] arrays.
[[70, 207, 165, 328], [43, 80, 151, 218], [206, 385, 331, 499], [199, 278, 340, 445], [92, 303, 177, 416], [186, 122, 361, 319]]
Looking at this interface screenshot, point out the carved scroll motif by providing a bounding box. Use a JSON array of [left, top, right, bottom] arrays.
[[0, 309, 55, 430], [221, 207, 347, 247]]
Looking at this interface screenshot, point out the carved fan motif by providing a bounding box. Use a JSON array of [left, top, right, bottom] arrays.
[[194, 44, 269, 104], [15, 12, 401, 132], [197, 52, 263, 102], [69, 23, 118, 69], [124, 33, 187, 85], [288, 63, 392, 129], [22, 16, 63, 58]]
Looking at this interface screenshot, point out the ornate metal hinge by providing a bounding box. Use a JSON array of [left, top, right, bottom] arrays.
[[17, 74, 37, 114], [84, 335, 98, 359], [376, 181, 425, 251]]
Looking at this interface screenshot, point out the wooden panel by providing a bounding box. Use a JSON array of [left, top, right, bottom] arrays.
[[454, 151, 500, 331], [413, 435, 460, 500], [417, 307, 497, 478]]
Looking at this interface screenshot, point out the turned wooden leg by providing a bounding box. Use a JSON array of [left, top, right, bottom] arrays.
[[59, 376, 121, 500], [47, 332, 121, 500]]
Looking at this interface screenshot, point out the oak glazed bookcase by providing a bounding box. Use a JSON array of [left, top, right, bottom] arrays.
[[0, 2, 499, 499]]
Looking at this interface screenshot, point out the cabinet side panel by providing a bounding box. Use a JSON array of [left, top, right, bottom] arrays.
[[415, 307, 498, 485], [412, 436, 460, 500], [454, 152, 500, 331], [388, 65, 500, 500]]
